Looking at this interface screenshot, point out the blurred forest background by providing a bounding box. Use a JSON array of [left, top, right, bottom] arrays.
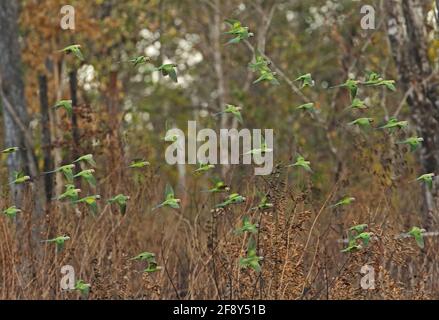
[[1, 0, 439, 299]]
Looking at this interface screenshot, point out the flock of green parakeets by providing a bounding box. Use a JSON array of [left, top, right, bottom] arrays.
[[0, 19, 430, 297]]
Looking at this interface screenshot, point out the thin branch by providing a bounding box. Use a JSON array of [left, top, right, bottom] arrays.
[[0, 75, 35, 151], [161, 245, 181, 300], [393, 71, 438, 118]]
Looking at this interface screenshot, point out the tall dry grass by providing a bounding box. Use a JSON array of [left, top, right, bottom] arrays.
[[0, 140, 438, 299]]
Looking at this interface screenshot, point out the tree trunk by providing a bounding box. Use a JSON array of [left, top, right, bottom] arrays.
[[39, 74, 53, 202], [210, 0, 230, 177], [52, 57, 65, 196], [0, 0, 44, 285], [0, 1, 33, 202], [69, 70, 80, 164], [385, 0, 439, 226]]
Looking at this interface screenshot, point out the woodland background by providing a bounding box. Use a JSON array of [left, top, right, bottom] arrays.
[[1, 0, 439, 299]]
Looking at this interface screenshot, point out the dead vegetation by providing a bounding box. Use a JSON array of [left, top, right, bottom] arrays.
[[0, 147, 437, 299]]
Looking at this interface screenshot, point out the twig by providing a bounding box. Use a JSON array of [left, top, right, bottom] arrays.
[[393, 71, 438, 118], [296, 185, 337, 267], [0, 75, 35, 151]]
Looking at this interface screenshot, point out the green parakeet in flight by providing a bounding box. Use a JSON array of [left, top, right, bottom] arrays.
[[348, 117, 374, 128], [347, 98, 368, 110], [3, 206, 21, 218], [251, 194, 274, 211], [74, 169, 97, 187], [59, 44, 84, 61], [10, 171, 31, 185], [42, 235, 70, 253], [155, 63, 178, 83], [341, 243, 362, 253], [378, 117, 409, 130], [363, 72, 396, 91], [153, 184, 181, 210], [194, 163, 215, 174], [130, 252, 156, 262], [239, 236, 263, 273], [295, 73, 315, 88], [397, 137, 423, 152], [144, 260, 162, 273], [44, 164, 75, 183], [331, 79, 359, 100], [407, 226, 426, 249], [224, 19, 254, 44], [56, 184, 81, 202], [249, 53, 271, 73], [349, 224, 368, 234], [416, 173, 435, 189], [53, 100, 73, 117], [164, 131, 180, 142], [108, 194, 130, 215], [125, 55, 150, 67], [214, 104, 243, 124], [130, 251, 161, 273], [248, 51, 278, 85], [331, 196, 355, 208], [244, 136, 272, 156], [73, 154, 96, 167], [75, 280, 91, 298], [296, 102, 315, 113], [74, 195, 101, 215], [347, 224, 369, 243], [253, 70, 279, 85], [354, 232, 374, 246], [216, 193, 246, 209], [129, 159, 150, 168], [235, 216, 259, 234], [287, 155, 312, 172], [1, 147, 19, 155], [205, 178, 230, 193]]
